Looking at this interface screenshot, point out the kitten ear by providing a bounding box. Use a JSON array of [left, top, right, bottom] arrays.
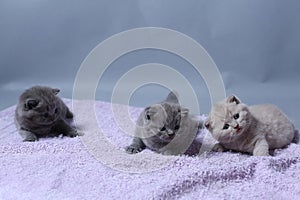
[[227, 95, 240, 104], [52, 88, 60, 95], [25, 99, 39, 110], [165, 91, 179, 103]]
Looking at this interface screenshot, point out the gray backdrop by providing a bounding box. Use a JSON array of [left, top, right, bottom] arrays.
[[0, 0, 299, 128]]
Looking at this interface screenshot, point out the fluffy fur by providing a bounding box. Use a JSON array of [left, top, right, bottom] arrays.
[[15, 86, 81, 141], [205, 95, 295, 156], [126, 91, 200, 155]]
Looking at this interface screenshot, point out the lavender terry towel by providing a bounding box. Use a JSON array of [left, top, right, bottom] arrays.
[[0, 100, 299, 200]]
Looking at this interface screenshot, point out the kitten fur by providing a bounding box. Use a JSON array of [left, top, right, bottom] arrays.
[[15, 86, 80, 141], [205, 95, 295, 156], [126, 91, 200, 155]]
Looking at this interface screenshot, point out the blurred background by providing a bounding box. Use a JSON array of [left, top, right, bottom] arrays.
[[0, 0, 299, 127]]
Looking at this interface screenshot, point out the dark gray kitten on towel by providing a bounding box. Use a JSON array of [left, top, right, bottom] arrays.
[[126, 91, 201, 155], [15, 86, 81, 142]]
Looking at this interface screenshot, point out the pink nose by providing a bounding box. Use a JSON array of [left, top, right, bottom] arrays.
[[234, 124, 239, 129]]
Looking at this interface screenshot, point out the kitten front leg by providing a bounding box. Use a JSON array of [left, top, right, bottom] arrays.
[[19, 129, 38, 142], [53, 120, 80, 138], [125, 137, 146, 154], [253, 138, 269, 156], [212, 143, 227, 152]]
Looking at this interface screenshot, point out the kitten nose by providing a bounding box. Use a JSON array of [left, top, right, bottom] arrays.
[[167, 130, 174, 136], [234, 124, 239, 129]]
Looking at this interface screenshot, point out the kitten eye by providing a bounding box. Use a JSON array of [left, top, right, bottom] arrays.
[[233, 113, 239, 120], [146, 114, 150, 120], [174, 125, 180, 130], [223, 124, 230, 129], [44, 113, 49, 118], [160, 126, 166, 131]]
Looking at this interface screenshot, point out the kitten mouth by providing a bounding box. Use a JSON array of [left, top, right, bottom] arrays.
[[236, 127, 242, 133]]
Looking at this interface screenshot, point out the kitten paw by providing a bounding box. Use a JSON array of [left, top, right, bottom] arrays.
[[66, 107, 74, 119], [76, 131, 84, 136], [66, 110, 74, 119], [253, 151, 270, 156], [23, 135, 38, 142], [66, 130, 83, 138], [212, 143, 226, 152], [161, 150, 177, 156], [125, 146, 143, 154], [253, 139, 270, 156]]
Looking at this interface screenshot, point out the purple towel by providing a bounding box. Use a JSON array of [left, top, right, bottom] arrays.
[[0, 99, 299, 199]]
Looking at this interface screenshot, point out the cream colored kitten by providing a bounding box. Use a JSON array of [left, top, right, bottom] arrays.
[[205, 95, 295, 156]]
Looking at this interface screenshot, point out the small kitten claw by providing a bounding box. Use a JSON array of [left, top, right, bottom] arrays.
[[66, 130, 83, 138], [23, 135, 38, 142], [125, 146, 143, 154]]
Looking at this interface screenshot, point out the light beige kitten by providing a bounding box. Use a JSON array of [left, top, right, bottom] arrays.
[[205, 95, 295, 156]]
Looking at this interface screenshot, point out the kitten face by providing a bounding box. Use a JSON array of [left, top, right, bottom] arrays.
[[21, 87, 61, 126], [205, 96, 252, 143], [144, 103, 183, 142]]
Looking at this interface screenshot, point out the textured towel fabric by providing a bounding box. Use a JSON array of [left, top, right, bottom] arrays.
[[0, 100, 299, 200]]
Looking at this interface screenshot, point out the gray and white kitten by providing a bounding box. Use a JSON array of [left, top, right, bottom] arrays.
[[126, 92, 200, 155], [15, 86, 81, 142], [205, 95, 295, 156]]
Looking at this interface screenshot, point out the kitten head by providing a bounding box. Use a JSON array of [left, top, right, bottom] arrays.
[[144, 102, 188, 142], [18, 86, 61, 125], [204, 95, 252, 143]]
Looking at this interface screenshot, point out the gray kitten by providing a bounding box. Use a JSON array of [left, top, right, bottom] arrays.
[[205, 95, 295, 156], [126, 92, 200, 155], [15, 86, 80, 142]]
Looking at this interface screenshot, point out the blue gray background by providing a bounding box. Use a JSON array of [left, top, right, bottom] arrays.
[[0, 0, 299, 128]]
